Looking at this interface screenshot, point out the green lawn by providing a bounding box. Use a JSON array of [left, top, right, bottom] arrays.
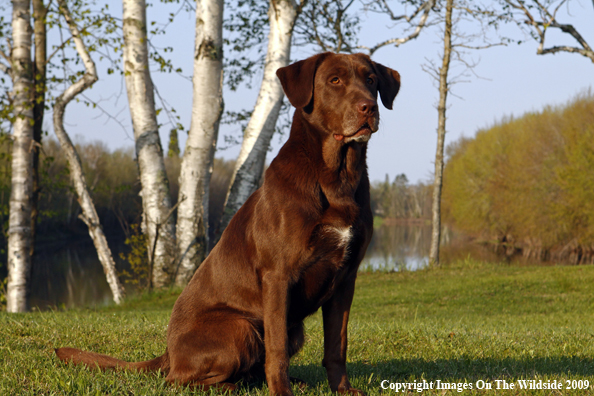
[[2, 260, 594, 395]]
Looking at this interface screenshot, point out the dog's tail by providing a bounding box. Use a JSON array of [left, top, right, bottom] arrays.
[[55, 347, 166, 372]]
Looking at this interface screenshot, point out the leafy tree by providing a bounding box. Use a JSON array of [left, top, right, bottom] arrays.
[[0, 0, 133, 310], [52, 0, 124, 303], [443, 93, 594, 264]]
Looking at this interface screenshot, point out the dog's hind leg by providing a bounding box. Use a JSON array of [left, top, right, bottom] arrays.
[[166, 311, 263, 389]]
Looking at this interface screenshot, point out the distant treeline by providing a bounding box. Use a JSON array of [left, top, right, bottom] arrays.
[[370, 174, 433, 221], [0, 136, 432, 251], [0, 137, 236, 248], [443, 92, 594, 264]]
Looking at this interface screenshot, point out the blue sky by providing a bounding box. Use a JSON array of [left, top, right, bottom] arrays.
[[59, 0, 594, 184]]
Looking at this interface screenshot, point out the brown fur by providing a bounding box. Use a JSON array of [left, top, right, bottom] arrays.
[[55, 52, 400, 396]]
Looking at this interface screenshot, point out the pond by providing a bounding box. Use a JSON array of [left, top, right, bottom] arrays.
[[27, 224, 510, 310], [29, 239, 128, 310]]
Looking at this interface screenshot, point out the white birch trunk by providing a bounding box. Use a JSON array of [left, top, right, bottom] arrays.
[[6, 0, 34, 313], [429, 0, 453, 267], [174, 0, 224, 286], [52, 0, 125, 304], [216, 0, 298, 240], [123, 0, 176, 288]]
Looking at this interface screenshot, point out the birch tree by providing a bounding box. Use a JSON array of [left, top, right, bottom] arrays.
[[6, 0, 35, 313], [123, 0, 176, 288], [216, 0, 303, 240], [428, 0, 453, 267], [174, 0, 224, 285], [422, 0, 502, 265], [501, 0, 593, 63], [53, 0, 125, 304]]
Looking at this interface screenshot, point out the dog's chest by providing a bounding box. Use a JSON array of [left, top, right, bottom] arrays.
[[329, 226, 353, 247], [287, 222, 361, 322]]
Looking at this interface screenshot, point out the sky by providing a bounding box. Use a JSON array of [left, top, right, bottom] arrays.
[[56, 0, 594, 184]]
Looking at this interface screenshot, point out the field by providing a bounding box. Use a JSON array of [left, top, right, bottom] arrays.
[[2, 260, 594, 395]]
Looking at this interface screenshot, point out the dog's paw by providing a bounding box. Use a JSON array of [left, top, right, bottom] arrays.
[[268, 379, 295, 396], [269, 389, 294, 396], [290, 376, 309, 391]]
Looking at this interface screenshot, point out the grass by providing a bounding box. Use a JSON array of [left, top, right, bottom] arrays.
[[2, 260, 594, 395]]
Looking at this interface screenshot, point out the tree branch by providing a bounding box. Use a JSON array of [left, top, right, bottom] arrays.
[[362, 0, 437, 56], [504, 0, 594, 64], [538, 20, 593, 54], [45, 36, 74, 65], [0, 48, 10, 65], [377, 0, 428, 22], [456, 42, 507, 50], [0, 62, 10, 76]]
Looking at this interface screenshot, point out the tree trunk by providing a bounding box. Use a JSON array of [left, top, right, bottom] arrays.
[[7, 0, 34, 313], [30, 0, 47, 259], [429, 0, 453, 267], [122, 0, 176, 288], [52, 0, 125, 304], [174, 0, 224, 286], [215, 0, 299, 242]]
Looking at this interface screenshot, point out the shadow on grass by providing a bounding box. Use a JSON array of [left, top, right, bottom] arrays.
[[51, 356, 594, 394], [278, 356, 594, 390]]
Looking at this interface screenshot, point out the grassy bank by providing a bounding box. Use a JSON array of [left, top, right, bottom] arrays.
[[2, 261, 594, 395]]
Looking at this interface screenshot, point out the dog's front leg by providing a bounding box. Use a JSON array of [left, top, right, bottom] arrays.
[[262, 272, 293, 396], [321, 273, 365, 395]]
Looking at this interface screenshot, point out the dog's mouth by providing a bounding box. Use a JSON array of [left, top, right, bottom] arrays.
[[333, 122, 375, 143]]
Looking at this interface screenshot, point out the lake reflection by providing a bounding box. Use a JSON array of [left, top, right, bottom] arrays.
[[360, 222, 433, 272], [30, 240, 123, 310], [29, 224, 454, 309]]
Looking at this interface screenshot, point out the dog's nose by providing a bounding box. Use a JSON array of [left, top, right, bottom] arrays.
[[357, 99, 377, 116]]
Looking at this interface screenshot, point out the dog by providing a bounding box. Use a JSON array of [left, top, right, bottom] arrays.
[[56, 52, 400, 396]]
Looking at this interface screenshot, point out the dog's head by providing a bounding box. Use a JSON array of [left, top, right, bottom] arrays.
[[276, 52, 400, 143]]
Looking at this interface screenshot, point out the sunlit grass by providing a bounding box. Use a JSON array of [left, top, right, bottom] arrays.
[[2, 260, 594, 395]]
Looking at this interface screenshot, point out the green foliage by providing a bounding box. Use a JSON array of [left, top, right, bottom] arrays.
[[2, 262, 594, 394], [0, 266, 6, 311], [223, 0, 269, 91], [34, 139, 142, 239], [0, 133, 11, 305], [0, 132, 11, 239], [443, 92, 594, 263], [119, 224, 149, 290], [167, 128, 180, 158]]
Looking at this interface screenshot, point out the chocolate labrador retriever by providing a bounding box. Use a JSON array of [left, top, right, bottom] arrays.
[[56, 52, 400, 396]]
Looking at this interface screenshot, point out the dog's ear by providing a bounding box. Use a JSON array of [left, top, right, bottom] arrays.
[[373, 62, 401, 110], [276, 53, 330, 109]]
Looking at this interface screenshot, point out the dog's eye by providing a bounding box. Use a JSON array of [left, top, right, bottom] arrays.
[[366, 77, 375, 85], [330, 77, 340, 84]]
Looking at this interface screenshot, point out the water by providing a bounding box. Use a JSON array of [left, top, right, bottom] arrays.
[[29, 239, 125, 310], [27, 224, 488, 309], [359, 223, 432, 272]]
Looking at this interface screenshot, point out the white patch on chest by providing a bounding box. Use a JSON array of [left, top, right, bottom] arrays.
[[332, 226, 352, 247]]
